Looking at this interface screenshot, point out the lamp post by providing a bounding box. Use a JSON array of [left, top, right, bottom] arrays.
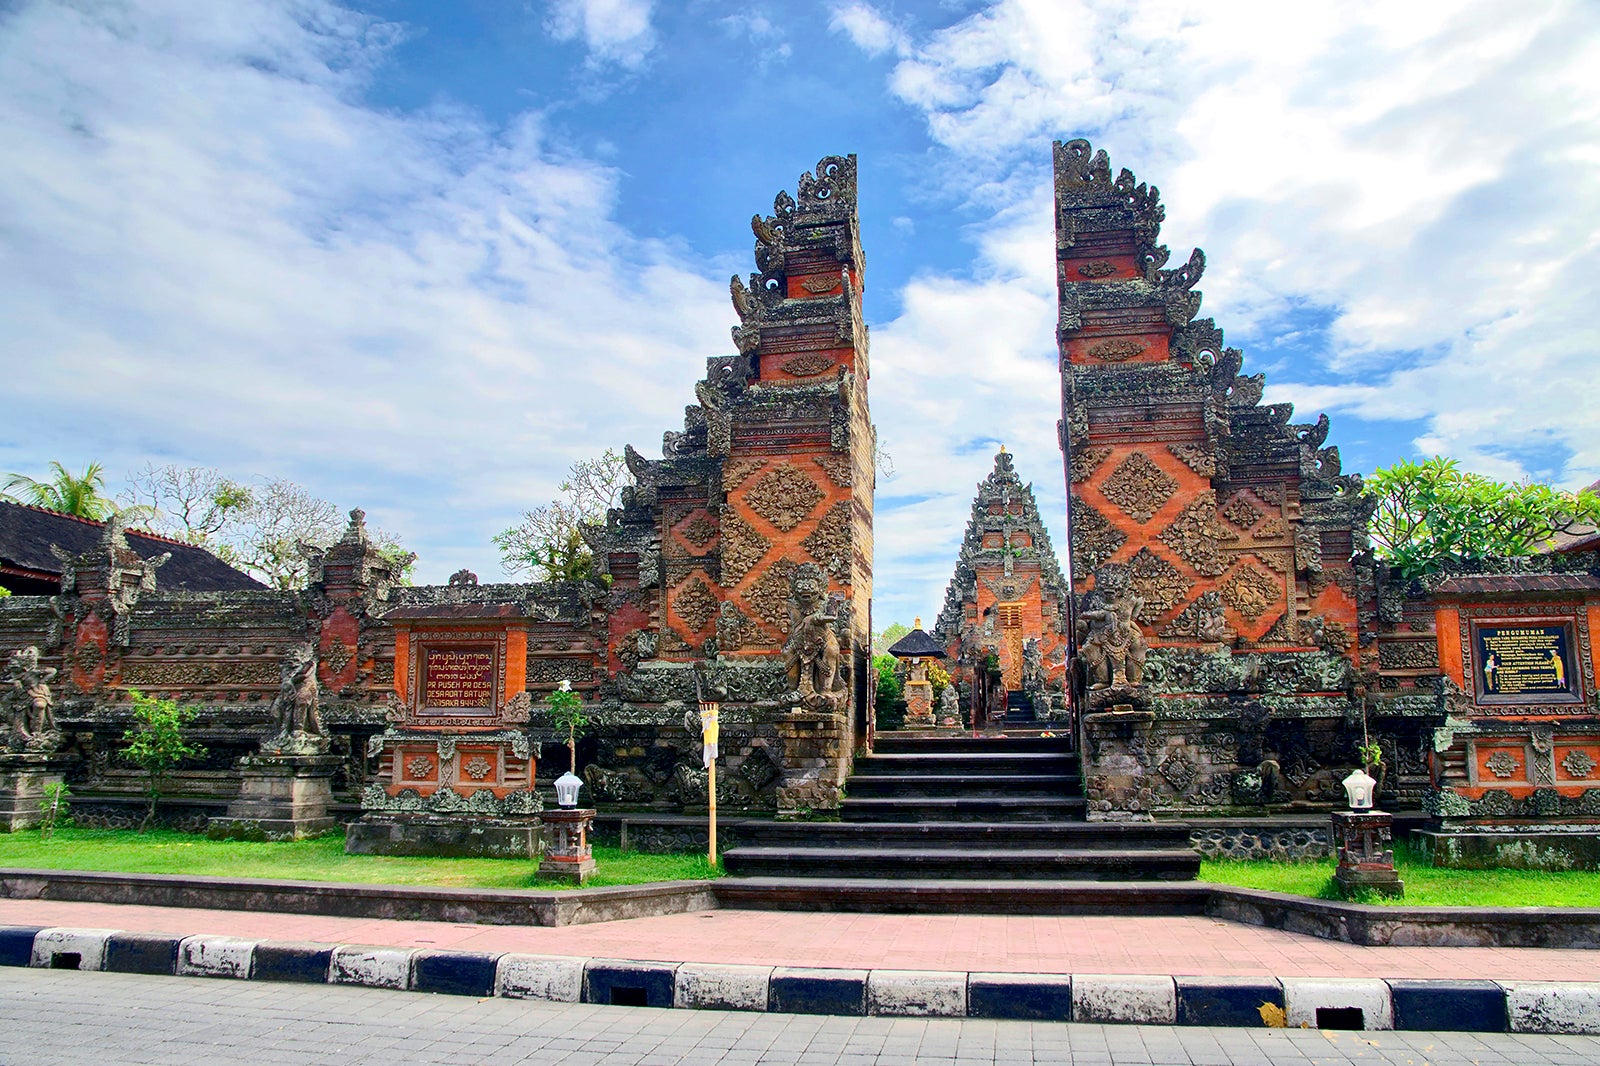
[[1331, 765, 1402, 898]]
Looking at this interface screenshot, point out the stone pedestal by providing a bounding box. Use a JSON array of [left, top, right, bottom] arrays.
[[774, 710, 848, 820], [345, 812, 542, 858], [0, 754, 67, 832], [903, 680, 934, 728], [1081, 704, 1155, 822], [539, 807, 597, 883], [208, 754, 341, 841], [1332, 809, 1404, 898]]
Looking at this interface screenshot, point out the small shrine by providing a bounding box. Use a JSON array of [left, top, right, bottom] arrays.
[[885, 620, 947, 729], [345, 600, 540, 857]]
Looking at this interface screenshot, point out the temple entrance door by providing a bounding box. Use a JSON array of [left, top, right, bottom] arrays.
[[997, 601, 1025, 692]]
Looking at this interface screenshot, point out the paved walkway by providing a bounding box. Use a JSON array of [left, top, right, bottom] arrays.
[[1, 898, 1596, 981], [6, 968, 1598, 1065]]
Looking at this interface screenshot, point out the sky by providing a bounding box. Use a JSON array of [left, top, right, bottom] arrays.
[[2, 0, 1598, 627]]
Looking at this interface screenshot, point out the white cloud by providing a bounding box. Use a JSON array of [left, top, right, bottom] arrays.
[[855, 0, 1600, 622], [828, 2, 909, 58], [0, 0, 723, 582], [546, 0, 656, 69]]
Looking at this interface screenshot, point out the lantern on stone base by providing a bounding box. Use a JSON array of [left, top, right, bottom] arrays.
[[1331, 769, 1402, 899]]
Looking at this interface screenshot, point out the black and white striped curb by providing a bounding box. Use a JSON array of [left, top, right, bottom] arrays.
[[5, 925, 1597, 1035]]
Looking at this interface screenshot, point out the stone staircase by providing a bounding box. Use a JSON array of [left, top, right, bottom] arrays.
[[722, 732, 1199, 881]]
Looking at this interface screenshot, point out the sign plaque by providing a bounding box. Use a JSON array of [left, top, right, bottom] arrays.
[[423, 646, 496, 712], [1472, 622, 1581, 706]]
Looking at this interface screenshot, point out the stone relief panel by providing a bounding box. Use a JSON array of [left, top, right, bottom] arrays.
[[801, 501, 851, 579], [1128, 547, 1188, 625], [1087, 339, 1146, 362], [812, 454, 853, 488], [1218, 562, 1282, 621], [743, 559, 799, 636], [718, 510, 770, 584], [1069, 497, 1126, 579], [1101, 451, 1178, 524], [1070, 445, 1113, 484], [1167, 444, 1216, 478], [1158, 493, 1233, 577], [675, 510, 719, 553], [743, 465, 825, 532], [1219, 492, 1263, 532], [672, 577, 720, 634], [722, 458, 768, 492]]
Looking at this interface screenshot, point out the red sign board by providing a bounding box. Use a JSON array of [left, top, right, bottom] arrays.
[[423, 647, 495, 710]]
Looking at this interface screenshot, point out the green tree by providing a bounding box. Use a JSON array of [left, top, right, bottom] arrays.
[[873, 653, 905, 732], [121, 689, 206, 832], [3, 462, 122, 520], [545, 680, 589, 774], [1365, 457, 1600, 578], [496, 449, 632, 582], [122, 463, 254, 545], [872, 623, 910, 656]]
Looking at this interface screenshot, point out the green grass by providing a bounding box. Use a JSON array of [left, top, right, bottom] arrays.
[[1202, 843, 1600, 907], [0, 827, 721, 891]]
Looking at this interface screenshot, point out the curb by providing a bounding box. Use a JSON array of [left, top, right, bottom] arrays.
[[8, 925, 1598, 1034]]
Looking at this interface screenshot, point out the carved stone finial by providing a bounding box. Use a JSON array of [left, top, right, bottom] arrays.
[[448, 569, 478, 587]]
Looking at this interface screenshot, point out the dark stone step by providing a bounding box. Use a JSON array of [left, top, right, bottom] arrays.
[[713, 877, 1213, 915], [721, 846, 1201, 881], [851, 752, 1077, 777], [846, 773, 1080, 798], [872, 735, 1072, 755], [737, 821, 1193, 848], [840, 796, 1086, 822]]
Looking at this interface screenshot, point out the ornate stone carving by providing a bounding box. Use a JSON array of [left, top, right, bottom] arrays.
[[718, 510, 770, 584], [1294, 527, 1324, 574], [1102, 451, 1177, 523], [406, 755, 435, 778], [743, 560, 798, 634], [1087, 339, 1146, 362], [1158, 748, 1197, 793], [743, 465, 825, 532], [1158, 493, 1232, 577], [1069, 497, 1126, 579], [716, 602, 760, 653], [1, 647, 59, 752], [673, 577, 720, 633], [1252, 517, 1288, 541], [780, 353, 836, 377], [1220, 492, 1263, 531], [812, 454, 853, 488], [1219, 562, 1282, 621], [801, 501, 852, 578], [1158, 591, 1231, 643], [448, 569, 478, 586], [799, 275, 840, 294], [1077, 260, 1117, 278], [1127, 547, 1187, 624], [1562, 750, 1596, 779], [1077, 565, 1148, 689], [782, 562, 847, 713], [261, 643, 329, 755], [1168, 443, 1216, 478], [1377, 641, 1437, 671], [1485, 750, 1519, 779], [722, 457, 767, 491], [677, 511, 718, 550], [463, 756, 492, 780], [1070, 445, 1113, 484]]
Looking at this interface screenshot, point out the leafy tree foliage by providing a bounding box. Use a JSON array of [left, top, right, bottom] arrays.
[[495, 449, 632, 582], [122, 689, 206, 833], [545, 680, 588, 774], [871, 623, 910, 656], [873, 652, 905, 732], [1365, 457, 1600, 577], [3, 461, 133, 521]]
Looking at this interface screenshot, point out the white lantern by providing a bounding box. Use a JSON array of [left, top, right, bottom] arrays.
[[554, 771, 583, 809], [1342, 768, 1376, 810]]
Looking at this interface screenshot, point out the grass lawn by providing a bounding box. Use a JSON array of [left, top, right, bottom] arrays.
[[0, 827, 719, 891], [1202, 843, 1600, 907]]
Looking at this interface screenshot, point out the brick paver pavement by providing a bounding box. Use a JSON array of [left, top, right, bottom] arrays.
[[0, 897, 1596, 980], [5, 967, 1600, 1065]]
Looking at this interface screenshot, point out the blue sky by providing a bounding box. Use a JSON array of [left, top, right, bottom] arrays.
[[2, 0, 1597, 627]]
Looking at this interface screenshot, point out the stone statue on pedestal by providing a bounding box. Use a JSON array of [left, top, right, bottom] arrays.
[[783, 563, 848, 713], [2, 647, 61, 753], [1077, 567, 1148, 690], [261, 643, 330, 756]]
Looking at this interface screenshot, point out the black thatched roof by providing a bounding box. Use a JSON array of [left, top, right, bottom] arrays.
[[887, 626, 945, 659], [0, 501, 264, 594]]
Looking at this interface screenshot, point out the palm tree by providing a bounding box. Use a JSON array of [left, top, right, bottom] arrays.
[[2, 462, 119, 519]]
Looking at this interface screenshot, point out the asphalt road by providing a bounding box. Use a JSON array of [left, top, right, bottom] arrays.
[[2, 967, 1597, 1065]]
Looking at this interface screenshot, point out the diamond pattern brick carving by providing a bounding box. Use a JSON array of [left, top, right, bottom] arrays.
[[1102, 451, 1177, 523], [722, 458, 766, 491], [813, 454, 853, 488], [1220, 492, 1263, 531], [1168, 443, 1216, 478], [744, 464, 825, 532], [673, 577, 720, 633], [1253, 516, 1288, 541], [1158, 748, 1197, 793], [677, 510, 718, 550], [719, 510, 770, 583], [1561, 750, 1596, 779], [1128, 547, 1188, 624], [1158, 493, 1232, 577], [1070, 446, 1113, 484], [1485, 750, 1519, 779], [1218, 562, 1282, 621], [743, 560, 798, 634], [801, 501, 851, 577], [1069, 497, 1126, 580]]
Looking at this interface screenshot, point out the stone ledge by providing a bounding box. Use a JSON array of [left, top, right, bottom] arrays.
[[5, 926, 1592, 1033]]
